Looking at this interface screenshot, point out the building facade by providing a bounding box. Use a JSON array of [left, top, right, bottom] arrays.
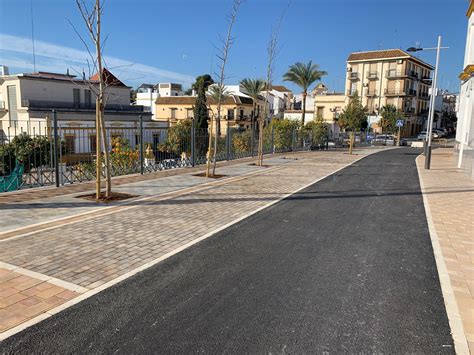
[[155, 94, 257, 133], [345, 49, 434, 136], [0, 69, 152, 153], [312, 83, 345, 136], [456, 0, 474, 177]]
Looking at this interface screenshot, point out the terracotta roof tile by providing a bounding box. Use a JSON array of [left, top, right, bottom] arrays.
[[347, 49, 434, 69], [270, 85, 292, 93]]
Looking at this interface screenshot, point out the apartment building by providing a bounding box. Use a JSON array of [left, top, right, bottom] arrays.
[[345, 49, 434, 136], [0, 68, 152, 150], [456, 0, 474, 177], [155, 93, 257, 132]]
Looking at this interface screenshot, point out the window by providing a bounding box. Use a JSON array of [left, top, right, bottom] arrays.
[[240, 109, 244, 119], [73, 88, 80, 108], [316, 106, 324, 117], [89, 134, 97, 153], [84, 89, 92, 108], [350, 82, 357, 95], [227, 109, 235, 120], [186, 108, 193, 119], [65, 135, 75, 153], [170, 108, 177, 119]]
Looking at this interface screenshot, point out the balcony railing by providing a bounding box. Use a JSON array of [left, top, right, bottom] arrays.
[[422, 76, 432, 85], [365, 89, 378, 97], [348, 72, 359, 80], [407, 89, 417, 96], [21, 100, 147, 112], [347, 90, 358, 97], [420, 92, 429, 100], [385, 70, 406, 79], [384, 89, 407, 96], [408, 71, 421, 80], [366, 71, 378, 80]]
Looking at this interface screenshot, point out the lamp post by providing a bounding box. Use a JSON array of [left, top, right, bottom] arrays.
[[407, 36, 448, 169]]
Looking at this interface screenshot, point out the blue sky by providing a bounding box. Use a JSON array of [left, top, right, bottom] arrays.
[[0, 0, 468, 93]]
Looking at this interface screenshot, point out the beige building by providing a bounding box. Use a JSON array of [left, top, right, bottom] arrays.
[[345, 49, 434, 136], [312, 83, 345, 136], [155, 94, 260, 132]]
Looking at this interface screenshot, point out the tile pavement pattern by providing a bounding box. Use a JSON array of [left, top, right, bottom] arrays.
[[0, 150, 374, 334], [0, 268, 79, 332], [418, 149, 474, 353]]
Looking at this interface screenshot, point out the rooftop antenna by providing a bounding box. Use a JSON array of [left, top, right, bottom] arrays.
[[30, 0, 36, 72], [415, 41, 421, 58]]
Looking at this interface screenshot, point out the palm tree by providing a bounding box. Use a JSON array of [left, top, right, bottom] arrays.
[[283, 61, 327, 126], [240, 78, 266, 125]]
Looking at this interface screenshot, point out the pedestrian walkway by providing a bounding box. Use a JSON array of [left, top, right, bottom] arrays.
[[417, 148, 474, 354], [0, 148, 382, 338]]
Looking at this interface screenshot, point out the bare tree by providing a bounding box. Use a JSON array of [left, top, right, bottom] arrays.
[[257, 1, 291, 166], [206, 0, 243, 177], [73, 0, 112, 199]]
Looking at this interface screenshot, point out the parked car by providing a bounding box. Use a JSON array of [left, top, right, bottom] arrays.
[[433, 128, 447, 138], [417, 131, 439, 140], [372, 134, 395, 146]]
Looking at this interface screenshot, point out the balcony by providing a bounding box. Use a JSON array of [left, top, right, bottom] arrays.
[[22, 100, 147, 113], [385, 70, 406, 79], [365, 89, 378, 97], [346, 90, 358, 97], [366, 72, 378, 80], [408, 71, 421, 80], [384, 89, 407, 96], [420, 92, 429, 100], [348, 72, 359, 80], [422, 76, 432, 85], [407, 89, 417, 96]]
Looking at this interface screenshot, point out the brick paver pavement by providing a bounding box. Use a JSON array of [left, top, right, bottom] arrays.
[[417, 148, 474, 354], [0, 148, 381, 336]]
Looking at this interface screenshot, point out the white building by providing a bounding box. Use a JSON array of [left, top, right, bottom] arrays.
[[0, 69, 153, 153], [135, 82, 184, 121], [455, 0, 474, 177]]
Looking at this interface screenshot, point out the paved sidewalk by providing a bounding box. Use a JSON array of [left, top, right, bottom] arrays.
[[417, 148, 474, 354], [0, 148, 381, 337]]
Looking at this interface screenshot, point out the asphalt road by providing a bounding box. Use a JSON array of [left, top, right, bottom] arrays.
[[1, 148, 454, 354]]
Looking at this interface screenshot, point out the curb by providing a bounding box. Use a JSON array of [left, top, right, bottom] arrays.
[[415, 154, 470, 355]]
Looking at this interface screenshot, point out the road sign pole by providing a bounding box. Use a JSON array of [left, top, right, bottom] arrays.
[[397, 126, 401, 147]]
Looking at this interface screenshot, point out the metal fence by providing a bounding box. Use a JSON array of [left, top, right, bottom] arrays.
[[0, 116, 332, 193]]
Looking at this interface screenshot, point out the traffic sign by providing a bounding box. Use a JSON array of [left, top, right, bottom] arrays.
[[396, 119, 404, 127]]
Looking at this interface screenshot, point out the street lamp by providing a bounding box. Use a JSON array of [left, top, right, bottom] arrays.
[[406, 36, 448, 169]]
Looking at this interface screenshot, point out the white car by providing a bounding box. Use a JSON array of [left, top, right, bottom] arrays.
[[417, 131, 439, 140]]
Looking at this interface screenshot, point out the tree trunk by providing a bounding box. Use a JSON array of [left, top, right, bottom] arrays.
[[206, 114, 214, 177], [301, 91, 307, 127], [100, 105, 112, 196], [95, 98, 101, 200], [212, 109, 219, 176], [94, 0, 111, 198], [258, 118, 264, 166], [349, 130, 354, 155]]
